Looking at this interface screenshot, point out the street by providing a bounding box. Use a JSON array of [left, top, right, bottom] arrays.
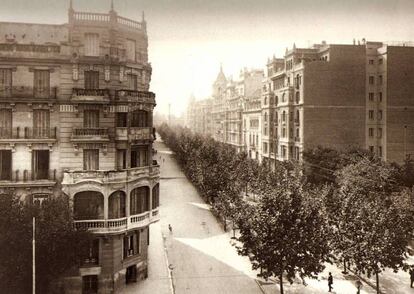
[[121, 137, 413, 294]]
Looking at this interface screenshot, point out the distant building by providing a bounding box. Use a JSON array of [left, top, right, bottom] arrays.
[[262, 40, 414, 165], [0, 2, 159, 293]]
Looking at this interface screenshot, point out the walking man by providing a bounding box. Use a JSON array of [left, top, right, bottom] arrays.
[[168, 224, 173, 233], [356, 279, 363, 294], [410, 266, 414, 288], [328, 272, 333, 292]]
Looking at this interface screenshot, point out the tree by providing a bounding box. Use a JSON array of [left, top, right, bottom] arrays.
[[0, 194, 92, 293], [236, 168, 331, 293], [333, 158, 414, 293]]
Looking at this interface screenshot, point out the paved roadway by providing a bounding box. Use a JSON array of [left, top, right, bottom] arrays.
[[122, 138, 263, 294]]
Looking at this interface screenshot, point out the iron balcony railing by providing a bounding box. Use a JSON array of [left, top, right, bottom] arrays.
[[0, 127, 57, 139], [0, 43, 60, 53], [0, 86, 57, 99], [115, 89, 156, 102], [72, 128, 109, 137], [72, 88, 110, 97]]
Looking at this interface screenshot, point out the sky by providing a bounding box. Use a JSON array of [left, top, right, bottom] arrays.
[[1, 0, 414, 116]]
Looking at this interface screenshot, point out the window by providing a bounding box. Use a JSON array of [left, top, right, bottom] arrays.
[[295, 91, 300, 103], [378, 58, 383, 65], [116, 113, 127, 127], [378, 75, 383, 85], [264, 97, 267, 105], [0, 150, 12, 180], [282, 93, 285, 102], [369, 146, 374, 153], [83, 149, 99, 170], [281, 145, 287, 158], [131, 110, 148, 127], [152, 184, 160, 209], [33, 109, 50, 138], [32, 150, 49, 180], [369, 59, 374, 65], [378, 92, 383, 102], [295, 147, 300, 160], [85, 33, 100, 56], [290, 111, 293, 121], [369, 128, 374, 137], [282, 111, 286, 122], [34, 70, 50, 98], [116, 149, 127, 169], [369, 76, 374, 85], [282, 128, 286, 138], [84, 110, 99, 128], [130, 187, 149, 215], [264, 113, 268, 122], [296, 128, 299, 138], [378, 146, 383, 157], [82, 239, 99, 266], [126, 39, 136, 61], [263, 142, 268, 153], [369, 92, 374, 101], [131, 146, 148, 168], [82, 275, 98, 294], [84, 71, 99, 89], [369, 110, 374, 120], [0, 109, 12, 138], [378, 128, 382, 139], [127, 74, 137, 90], [264, 127, 268, 135], [0, 68, 12, 97], [378, 110, 383, 120]]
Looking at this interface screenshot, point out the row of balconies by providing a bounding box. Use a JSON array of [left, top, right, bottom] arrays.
[[0, 126, 154, 142], [0, 87, 155, 104]]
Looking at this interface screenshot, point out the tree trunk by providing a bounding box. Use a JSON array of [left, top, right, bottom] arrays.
[[376, 272, 379, 294], [279, 272, 284, 294], [223, 216, 227, 231], [343, 259, 347, 273]]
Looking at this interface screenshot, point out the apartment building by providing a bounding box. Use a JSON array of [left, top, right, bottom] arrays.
[[0, 2, 159, 293], [262, 40, 414, 165]]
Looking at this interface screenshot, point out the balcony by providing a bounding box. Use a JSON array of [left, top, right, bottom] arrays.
[[71, 11, 145, 32], [74, 208, 160, 234], [71, 88, 110, 104], [62, 165, 160, 186], [0, 86, 57, 100], [115, 90, 156, 104], [0, 169, 57, 188], [71, 128, 109, 143], [0, 127, 57, 143], [115, 127, 154, 142]]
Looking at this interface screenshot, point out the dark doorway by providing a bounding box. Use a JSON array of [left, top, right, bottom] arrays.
[[125, 265, 137, 284]]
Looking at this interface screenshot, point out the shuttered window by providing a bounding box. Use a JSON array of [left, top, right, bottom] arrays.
[[85, 33, 100, 56], [0, 69, 12, 97], [0, 150, 11, 180], [130, 110, 148, 127], [83, 149, 99, 170], [0, 109, 12, 138], [34, 70, 50, 98], [131, 147, 148, 168], [84, 110, 99, 128], [32, 150, 49, 180], [33, 109, 50, 138], [126, 39, 136, 61], [127, 74, 137, 90], [130, 187, 149, 215], [84, 71, 99, 89]]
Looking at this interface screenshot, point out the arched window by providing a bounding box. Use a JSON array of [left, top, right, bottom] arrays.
[[275, 96, 278, 105], [275, 111, 278, 123], [296, 110, 300, 124], [108, 191, 126, 219], [282, 111, 286, 122], [130, 110, 149, 127], [296, 91, 300, 103], [130, 186, 150, 215], [74, 191, 104, 220], [152, 184, 160, 209], [282, 93, 285, 102], [270, 97, 274, 105]]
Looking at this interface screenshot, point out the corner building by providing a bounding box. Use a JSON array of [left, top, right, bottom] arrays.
[[0, 3, 159, 293], [262, 41, 414, 165]]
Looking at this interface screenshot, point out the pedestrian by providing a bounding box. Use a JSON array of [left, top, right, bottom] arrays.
[[328, 272, 333, 292], [410, 266, 414, 288], [168, 224, 172, 233]]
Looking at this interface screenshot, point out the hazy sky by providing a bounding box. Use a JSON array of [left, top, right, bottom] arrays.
[[1, 0, 414, 116]]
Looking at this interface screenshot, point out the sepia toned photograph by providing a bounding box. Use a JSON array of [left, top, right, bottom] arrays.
[[0, 0, 413, 293]]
